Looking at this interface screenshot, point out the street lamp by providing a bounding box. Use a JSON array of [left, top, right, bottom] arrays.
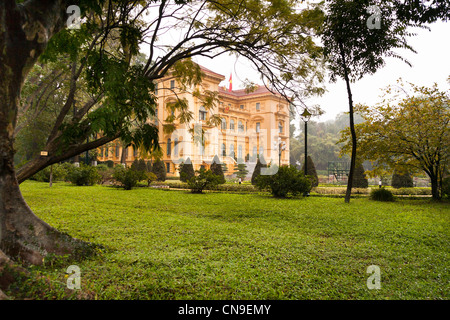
[[300, 108, 312, 176], [300, 108, 312, 196], [273, 137, 286, 167]]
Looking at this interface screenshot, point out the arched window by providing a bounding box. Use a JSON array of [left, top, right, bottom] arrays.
[[279, 122, 283, 134], [221, 143, 226, 156], [167, 138, 172, 156], [221, 118, 227, 130], [252, 146, 257, 156], [259, 146, 264, 156], [238, 121, 244, 132], [238, 145, 243, 159], [229, 144, 235, 157], [174, 138, 179, 156], [115, 145, 120, 157], [256, 122, 260, 133], [230, 119, 235, 131], [105, 148, 109, 158]]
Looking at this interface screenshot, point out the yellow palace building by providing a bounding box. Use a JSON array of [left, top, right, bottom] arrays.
[[97, 65, 290, 177]]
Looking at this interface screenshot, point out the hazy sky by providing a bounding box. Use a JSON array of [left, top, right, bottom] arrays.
[[194, 20, 450, 122]]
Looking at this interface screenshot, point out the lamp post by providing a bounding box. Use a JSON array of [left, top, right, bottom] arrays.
[[273, 137, 286, 167], [300, 108, 312, 196], [300, 108, 312, 176]]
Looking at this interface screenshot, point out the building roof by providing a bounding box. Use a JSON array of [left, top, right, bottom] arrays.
[[218, 85, 282, 99], [198, 65, 225, 81]]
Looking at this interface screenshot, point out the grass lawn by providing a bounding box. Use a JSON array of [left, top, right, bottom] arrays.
[[9, 181, 449, 300]]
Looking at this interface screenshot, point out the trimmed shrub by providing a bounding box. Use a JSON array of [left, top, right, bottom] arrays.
[[300, 155, 319, 187], [251, 157, 267, 185], [179, 158, 195, 182], [67, 163, 102, 186], [391, 170, 414, 188], [112, 165, 140, 190], [233, 163, 249, 180], [151, 159, 166, 181], [221, 163, 228, 174], [370, 188, 395, 202], [352, 163, 369, 188], [146, 161, 152, 172], [255, 165, 311, 198], [131, 158, 150, 181], [187, 167, 222, 193], [96, 164, 114, 184], [210, 155, 226, 184]]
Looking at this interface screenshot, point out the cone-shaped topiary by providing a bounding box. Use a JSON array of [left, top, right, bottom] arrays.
[[251, 156, 267, 185], [352, 163, 368, 188], [391, 169, 414, 188], [179, 157, 195, 182], [234, 163, 249, 180], [300, 155, 319, 187], [151, 159, 166, 181], [210, 155, 225, 184]]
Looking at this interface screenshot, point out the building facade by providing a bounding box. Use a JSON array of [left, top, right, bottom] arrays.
[[97, 65, 290, 177]]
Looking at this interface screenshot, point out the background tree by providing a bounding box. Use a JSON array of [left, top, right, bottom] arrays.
[[233, 163, 249, 180], [290, 112, 364, 170], [352, 163, 369, 189], [251, 157, 267, 185], [255, 165, 311, 198], [319, 0, 449, 202], [210, 155, 225, 184], [221, 163, 229, 176], [339, 81, 449, 199], [187, 168, 221, 194], [301, 155, 319, 187], [179, 157, 195, 183], [151, 159, 167, 182], [391, 169, 414, 189]]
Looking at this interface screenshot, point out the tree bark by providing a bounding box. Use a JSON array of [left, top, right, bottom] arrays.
[[16, 133, 120, 184], [338, 41, 357, 204], [429, 172, 441, 200], [1, 0, 88, 265]]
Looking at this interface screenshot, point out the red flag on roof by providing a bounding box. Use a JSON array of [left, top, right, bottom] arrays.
[[228, 73, 232, 92]]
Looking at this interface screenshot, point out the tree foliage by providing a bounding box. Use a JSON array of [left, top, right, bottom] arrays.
[[187, 167, 222, 194], [320, 0, 417, 202], [255, 165, 311, 198], [352, 163, 368, 189], [233, 163, 249, 180], [339, 81, 449, 199], [391, 169, 414, 189], [179, 158, 195, 182], [210, 155, 225, 184], [151, 159, 167, 182], [251, 157, 267, 185]]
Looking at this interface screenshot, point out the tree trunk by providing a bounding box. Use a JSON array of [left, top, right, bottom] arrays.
[[429, 173, 441, 200], [339, 41, 357, 203], [16, 133, 120, 184], [1, 0, 89, 265]]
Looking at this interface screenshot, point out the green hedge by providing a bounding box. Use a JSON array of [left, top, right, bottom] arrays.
[[313, 186, 431, 196], [152, 181, 258, 193]]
